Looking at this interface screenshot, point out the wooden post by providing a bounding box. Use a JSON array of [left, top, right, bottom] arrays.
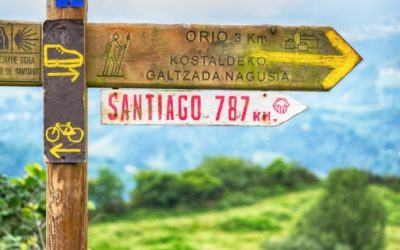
[[44, 1, 88, 249]]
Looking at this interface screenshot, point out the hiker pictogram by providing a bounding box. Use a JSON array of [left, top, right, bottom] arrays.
[[100, 32, 131, 77]]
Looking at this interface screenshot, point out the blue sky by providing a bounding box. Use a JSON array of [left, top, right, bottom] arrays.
[[2, 0, 399, 102], [0, 0, 399, 175]]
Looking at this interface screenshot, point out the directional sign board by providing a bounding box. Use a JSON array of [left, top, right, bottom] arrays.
[[88, 24, 361, 91], [0, 21, 41, 86], [0, 21, 362, 91], [101, 89, 307, 126], [43, 20, 86, 163]]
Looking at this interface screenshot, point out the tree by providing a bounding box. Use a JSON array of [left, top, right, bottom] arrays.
[[299, 168, 386, 250], [131, 170, 185, 208], [181, 169, 223, 204], [0, 164, 46, 249], [89, 167, 125, 215], [197, 156, 264, 191], [264, 158, 318, 187]]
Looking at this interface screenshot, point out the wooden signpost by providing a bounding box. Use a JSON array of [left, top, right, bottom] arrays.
[[87, 24, 361, 91], [44, 1, 88, 249], [1, 23, 362, 91], [0, 0, 362, 249], [0, 21, 41, 86]]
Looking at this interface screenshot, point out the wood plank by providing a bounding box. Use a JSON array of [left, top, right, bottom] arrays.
[[101, 89, 307, 126], [45, 0, 88, 249], [43, 19, 86, 163], [0, 21, 42, 86], [0, 22, 361, 90], [87, 24, 362, 91], [46, 163, 87, 250]]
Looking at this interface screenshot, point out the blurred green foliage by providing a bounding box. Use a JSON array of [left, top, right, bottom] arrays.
[[219, 214, 282, 232], [89, 167, 126, 215], [265, 168, 387, 250], [264, 158, 319, 187], [0, 164, 46, 250], [132, 169, 223, 208], [131, 156, 319, 209], [2, 158, 400, 250]]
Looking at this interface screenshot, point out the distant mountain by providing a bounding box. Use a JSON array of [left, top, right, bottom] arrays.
[[0, 33, 399, 180], [87, 104, 400, 177]]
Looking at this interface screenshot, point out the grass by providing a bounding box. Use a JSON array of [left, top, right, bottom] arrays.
[[89, 187, 400, 250]]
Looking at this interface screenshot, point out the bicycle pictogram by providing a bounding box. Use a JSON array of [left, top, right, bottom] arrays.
[[45, 122, 84, 143]]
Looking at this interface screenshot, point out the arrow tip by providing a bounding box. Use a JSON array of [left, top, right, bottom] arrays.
[[322, 29, 362, 90], [50, 143, 63, 159], [69, 68, 80, 82]]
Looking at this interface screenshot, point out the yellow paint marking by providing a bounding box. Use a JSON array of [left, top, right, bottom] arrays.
[[48, 68, 80, 82], [45, 122, 84, 143], [50, 143, 81, 159], [252, 30, 362, 90], [44, 44, 84, 83]]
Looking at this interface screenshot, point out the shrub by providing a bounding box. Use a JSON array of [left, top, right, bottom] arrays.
[[132, 170, 186, 208], [299, 168, 384, 249], [265, 168, 386, 250], [181, 169, 223, 204], [132, 169, 223, 208], [89, 167, 126, 215], [0, 164, 46, 249], [264, 158, 319, 187], [264, 235, 354, 250], [197, 156, 265, 191]]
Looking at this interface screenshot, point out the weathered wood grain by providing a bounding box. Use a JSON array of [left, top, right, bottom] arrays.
[[1, 21, 361, 91], [86, 24, 361, 91], [45, 0, 88, 250], [0, 21, 41, 86], [46, 163, 88, 250]]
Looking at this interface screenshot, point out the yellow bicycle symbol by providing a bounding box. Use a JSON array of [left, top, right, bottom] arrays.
[[44, 44, 84, 83], [45, 122, 84, 143]]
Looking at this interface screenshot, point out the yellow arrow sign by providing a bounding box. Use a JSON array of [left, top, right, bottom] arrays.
[[50, 143, 81, 159], [251, 30, 362, 90], [44, 44, 84, 83], [1, 22, 362, 90], [47, 67, 81, 82], [85, 24, 362, 91]]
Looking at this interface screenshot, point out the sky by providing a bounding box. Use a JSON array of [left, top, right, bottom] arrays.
[[2, 0, 399, 99], [2, 0, 399, 109], [1, 0, 399, 174]]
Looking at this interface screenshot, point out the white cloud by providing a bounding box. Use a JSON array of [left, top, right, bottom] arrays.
[[1, 0, 45, 20], [251, 150, 284, 165], [343, 12, 400, 41], [145, 150, 170, 170], [124, 164, 139, 174], [301, 122, 311, 131], [89, 134, 121, 157], [377, 67, 400, 89], [376, 67, 400, 107], [89, 0, 296, 23]]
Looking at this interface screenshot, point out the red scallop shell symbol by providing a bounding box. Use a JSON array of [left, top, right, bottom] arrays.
[[273, 98, 290, 114]]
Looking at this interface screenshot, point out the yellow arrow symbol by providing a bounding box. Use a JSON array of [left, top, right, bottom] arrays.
[[252, 30, 362, 90], [48, 67, 80, 83], [50, 143, 81, 159], [44, 44, 84, 83]]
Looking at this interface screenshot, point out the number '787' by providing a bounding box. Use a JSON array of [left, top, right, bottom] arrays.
[[215, 95, 250, 121]]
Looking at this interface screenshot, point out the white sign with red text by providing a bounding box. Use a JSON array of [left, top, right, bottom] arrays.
[[101, 89, 307, 126]]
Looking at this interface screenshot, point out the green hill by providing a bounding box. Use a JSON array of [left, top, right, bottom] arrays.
[[89, 187, 400, 250]]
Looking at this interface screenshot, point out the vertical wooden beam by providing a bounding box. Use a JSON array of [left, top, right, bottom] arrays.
[[44, 1, 88, 249]]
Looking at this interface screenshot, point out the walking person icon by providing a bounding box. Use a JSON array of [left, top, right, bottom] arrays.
[[0, 27, 9, 50], [101, 33, 131, 77]]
